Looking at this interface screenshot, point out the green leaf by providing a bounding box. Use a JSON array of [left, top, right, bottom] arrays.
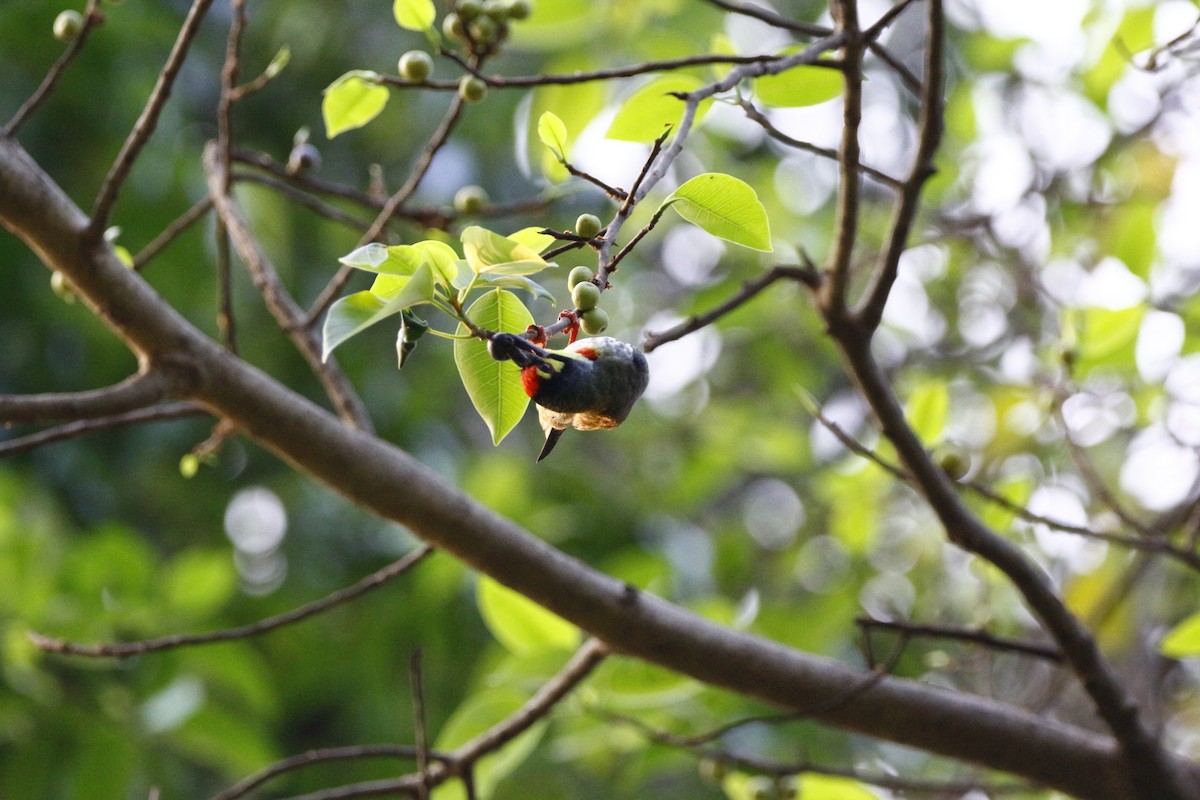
[[454, 290, 534, 444], [755, 64, 843, 108], [432, 687, 548, 800], [1161, 611, 1200, 658], [322, 71, 389, 138], [796, 774, 878, 800], [537, 111, 569, 159], [475, 273, 556, 304], [665, 173, 772, 251], [1106, 202, 1157, 280], [393, 0, 435, 31], [163, 549, 237, 617], [476, 576, 580, 656], [461, 226, 550, 276], [341, 240, 460, 287], [1074, 305, 1145, 373], [322, 264, 434, 360], [905, 379, 949, 444], [506, 227, 557, 254], [606, 75, 712, 143]]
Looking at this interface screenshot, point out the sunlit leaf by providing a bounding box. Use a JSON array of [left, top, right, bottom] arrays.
[[1161, 611, 1200, 658], [1106, 202, 1156, 280], [1083, 7, 1154, 105], [755, 64, 843, 108], [322, 71, 389, 138], [461, 226, 549, 275], [321, 265, 434, 360], [507, 227, 557, 254], [665, 173, 772, 251], [606, 75, 712, 143], [1074, 305, 1145, 373], [393, 0, 435, 31], [537, 111, 569, 159], [453, 290, 534, 444], [905, 379, 949, 444], [797, 773, 878, 800], [475, 273, 556, 303], [476, 575, 580, 656]]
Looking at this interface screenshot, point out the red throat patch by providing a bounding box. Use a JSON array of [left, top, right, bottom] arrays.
[[574, 346, 597, 360], [520, 365, 541, 398]]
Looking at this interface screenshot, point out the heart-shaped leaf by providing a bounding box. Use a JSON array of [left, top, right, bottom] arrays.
[[665, 173, 772, 251], [322, 71, 389, 138], [453, 290, 534, 444]]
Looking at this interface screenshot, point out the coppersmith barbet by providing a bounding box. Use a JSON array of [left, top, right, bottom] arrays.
[[488, 333, 650, 461]]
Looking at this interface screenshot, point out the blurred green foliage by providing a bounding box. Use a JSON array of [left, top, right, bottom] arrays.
[[3, 1, 1200, 798]]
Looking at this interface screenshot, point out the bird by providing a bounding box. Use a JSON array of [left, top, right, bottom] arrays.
[[488, 333, 649, 460]]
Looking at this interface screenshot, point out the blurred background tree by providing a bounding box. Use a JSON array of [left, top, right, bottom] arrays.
[[3, 0, 1200, 798]]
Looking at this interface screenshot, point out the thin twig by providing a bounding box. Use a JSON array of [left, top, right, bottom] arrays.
[[738, 98, 903, 189], [88, 0, 217, 240], [701, 0, 830, 37], [857, 0, 944, 332], [31, 546, 434, 658], [410, 650, 430, 800], [204, 143, 374, 431], [431, 51, 786, 88], [857, 615, 1063, 662], [4, 0, 105, 137], [642, 264, 820, 352], [211, 745, 452, 800], [132, 196, 214, 271], [0, 403, 206, 458], [822, 0, 865, 319]]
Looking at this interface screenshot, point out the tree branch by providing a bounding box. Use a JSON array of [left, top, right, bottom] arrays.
[[31, 546, 433, 658], [88, 0, 217, 240], [1, 132, 1193, 799], [0, 371, 172, 424], [203, 142, 374, 431], [857, 0, 944, 331]]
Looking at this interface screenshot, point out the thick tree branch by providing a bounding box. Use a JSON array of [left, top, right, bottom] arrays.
[[1, 132, 1196, 799], [0, 371, 171, 424]]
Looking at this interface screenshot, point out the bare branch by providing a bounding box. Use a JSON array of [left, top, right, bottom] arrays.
[[0, 371, 172, 425], [857, 0, 945, 332], [4, 0, 105, 137], [642, 264, 820, 352], [211, 745, 452, 800], [857, 615, 1063, 662], [822, 0, 866, 318], [132, 196, 214, 271], [0, 402, 205, 458], [204, 143, 373, 431], [88, 0, 217, 240], [31, 546, 433, 658]]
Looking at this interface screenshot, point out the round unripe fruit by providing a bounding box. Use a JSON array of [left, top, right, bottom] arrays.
[[580, 308, 609, 335], [482, 0, 509, 20], [506, 0, 532, 20], [467, 15, 498, 43], [567, 266, 594, 291], [454, 185, 488, 214], [575, 213, 602, 240], [53, 9, 84, 40], [455, 0, 482, 19], [934, 443, 971, 481], [571, 281, 601, 311], [458, 75, 488, 103], [442, 12, 466, 39], [398, 50, 433, 81]]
